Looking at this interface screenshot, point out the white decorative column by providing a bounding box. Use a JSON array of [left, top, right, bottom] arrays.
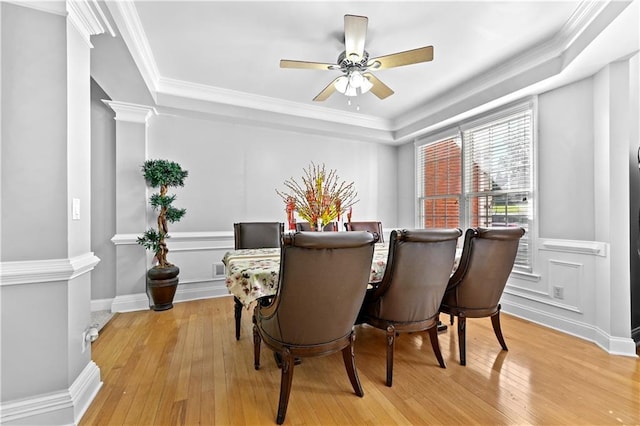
[[103, 101, 157, 312], [593, 58, 637, 355], [0, 1, 111, 424]]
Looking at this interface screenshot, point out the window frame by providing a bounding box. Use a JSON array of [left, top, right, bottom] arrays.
[[415, 98, 538, 274]]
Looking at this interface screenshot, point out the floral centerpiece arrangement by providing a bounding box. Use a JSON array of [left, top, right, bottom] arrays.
[[277, 162, 358, 230]]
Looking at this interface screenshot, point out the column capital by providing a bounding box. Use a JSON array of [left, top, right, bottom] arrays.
[[103, 100, 157, 124]]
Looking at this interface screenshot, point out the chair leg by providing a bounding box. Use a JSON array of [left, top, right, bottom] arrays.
[[491, 306, 508, 351], [427, 326, 446, 368], [276, 347, 295, 425], [341, 330, 364, 397], [458, 315, 467, 366], [253, 324, 261, 370], [385, 325, 396, 387], [450, 313, 454, 325], [234, 297, 243, 340]]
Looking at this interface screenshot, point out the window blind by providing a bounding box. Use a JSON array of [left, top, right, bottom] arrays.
[[416, 136, 462, 229], [463, 109, 532, 269], [416, 101, 534, 271]]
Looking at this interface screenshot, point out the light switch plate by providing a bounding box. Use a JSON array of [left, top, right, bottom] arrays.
[[72, 198, 80, 220]]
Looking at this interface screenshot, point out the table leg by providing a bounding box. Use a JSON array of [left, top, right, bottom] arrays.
[[234, 297, 242, 340]]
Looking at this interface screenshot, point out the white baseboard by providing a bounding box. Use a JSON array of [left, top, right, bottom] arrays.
[[90, 298, 113, 312], [0, 361, 102, 425], [501, 300, 638, 357], [110, 293, 150, 312], [110, 282, 231, 313]]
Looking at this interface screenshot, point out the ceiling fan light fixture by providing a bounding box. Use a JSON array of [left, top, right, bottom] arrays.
[[344, 85, 358, 97], [348, 70, 365, 88], [360, 75, 373, 94], [334, 76, 349, 93], [281, 15, 433, 102]]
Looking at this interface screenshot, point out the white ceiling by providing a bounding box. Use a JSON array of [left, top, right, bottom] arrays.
[[103, 0, 639, 143]]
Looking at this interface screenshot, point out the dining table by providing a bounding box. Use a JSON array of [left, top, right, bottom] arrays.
[[222, 243, 390, 308]]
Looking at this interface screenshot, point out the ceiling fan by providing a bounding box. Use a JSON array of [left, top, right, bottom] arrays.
[[280, 14, 434, 102]]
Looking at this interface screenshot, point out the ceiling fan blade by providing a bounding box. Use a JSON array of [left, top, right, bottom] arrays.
[[363, 73, 394, 99], [369, 46, 434, 70], [280, 60, 335, 70], [313, 78, 339, 102], [344, 14, 368, 61]]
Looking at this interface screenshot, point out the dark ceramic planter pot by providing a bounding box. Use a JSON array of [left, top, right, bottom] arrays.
[[147, 265, 179, 311]]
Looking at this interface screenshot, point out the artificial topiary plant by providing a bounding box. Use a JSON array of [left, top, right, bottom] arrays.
[[137, 159, 188, 268]]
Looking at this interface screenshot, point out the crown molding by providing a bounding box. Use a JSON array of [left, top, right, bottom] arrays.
[[106, 0, 632, 145], [157, 77, 392, 132], [392, 0, 621, 136], [394, 1, 622, 130], [104, 0, 160, 99], [557, 0, 609, 50], [66, 0, 115, 47], [154, 92, 395, 144], [4, 1, 67, 16]]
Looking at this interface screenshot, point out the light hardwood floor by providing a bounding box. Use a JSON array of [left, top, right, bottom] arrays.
[[81, 296, 639, 425]]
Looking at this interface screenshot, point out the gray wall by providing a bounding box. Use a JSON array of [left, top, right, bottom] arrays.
[[1, 2, 68, 261], [90, 14, 154, 106], [628, 54, 640, 338], [91, 79, 117, 301], [397, 141, 416, 228], [146, 112, 398, 233], [538, 77, 595, 240], [1, 4, 100, 423]]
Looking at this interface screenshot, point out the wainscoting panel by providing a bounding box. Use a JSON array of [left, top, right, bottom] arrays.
[[109, 231, 235, 312], [502, 238, 636, 356], [547, 259, 583, 312]]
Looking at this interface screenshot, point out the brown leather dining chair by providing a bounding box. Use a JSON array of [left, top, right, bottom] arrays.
[[232, 222, 284, 340], [344, 221, 384, 242], [252, 231, 376, 425], [440, 226, 525, 366], [358, 228, 462, 386]]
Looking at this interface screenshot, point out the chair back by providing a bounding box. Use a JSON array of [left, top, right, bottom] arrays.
[[233, 222, 284, 249], [366, 229, 461, 322], [259, 231, 375, 345], [344, 221, 384, 242], [445, 227, 525, 316]]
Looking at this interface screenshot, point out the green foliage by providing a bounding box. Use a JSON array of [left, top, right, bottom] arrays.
[[137, 228, 166, 253], [142, 159, 188, 188], [166, 206, 187, 223], [150, 194, 176, 209], [137, 159, 188, 267]]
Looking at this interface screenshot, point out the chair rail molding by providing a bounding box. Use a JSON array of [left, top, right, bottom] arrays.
[[0, 252, 100, 286], [109, 231, 234, 313], [539, 238, 607, 256]]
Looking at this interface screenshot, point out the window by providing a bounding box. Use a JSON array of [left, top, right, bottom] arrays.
[[417, 101, 534, 271]]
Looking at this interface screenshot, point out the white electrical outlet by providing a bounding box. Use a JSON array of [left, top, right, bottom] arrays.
[[213, 263, 225, 277], [553, 286, 564, 299]]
